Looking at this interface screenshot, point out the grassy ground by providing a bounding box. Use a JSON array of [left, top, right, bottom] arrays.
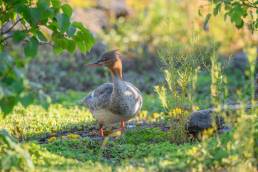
[[1, 92, 256, 172]]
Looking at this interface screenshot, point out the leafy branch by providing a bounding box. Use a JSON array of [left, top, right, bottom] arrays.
[[0, 0, 95, 115], [206, 0, 258, 31], [241, 0, 257, 9]]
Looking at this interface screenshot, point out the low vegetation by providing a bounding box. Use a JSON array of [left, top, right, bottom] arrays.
[[0, 86, 257, 171]]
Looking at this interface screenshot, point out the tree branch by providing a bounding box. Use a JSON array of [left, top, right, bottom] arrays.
[[39, 41, 53, 46], [0, 27, 31, 44], [0, 34, 12, 44], [1, 18, 22, 35], [241, 0, 257, 9]]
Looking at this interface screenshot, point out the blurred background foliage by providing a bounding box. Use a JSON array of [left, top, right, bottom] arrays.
[[25, 0, 257, 99]]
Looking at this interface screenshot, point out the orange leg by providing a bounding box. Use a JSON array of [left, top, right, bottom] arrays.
[[99, 124, 104, 137], [120, 120, 125, 131]]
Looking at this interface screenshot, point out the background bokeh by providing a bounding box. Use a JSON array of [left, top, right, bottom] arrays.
[[25, 0, 257, 97]]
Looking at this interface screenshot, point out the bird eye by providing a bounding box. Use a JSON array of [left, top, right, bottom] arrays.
[[101, 57, 108, 61], [96, 57, 108, 64]]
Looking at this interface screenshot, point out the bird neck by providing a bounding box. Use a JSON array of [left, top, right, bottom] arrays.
[[109, 60, 123, 80], [109, 71, 124, 114], [109, 61, 123, 101], [111, 69, 122, 81]]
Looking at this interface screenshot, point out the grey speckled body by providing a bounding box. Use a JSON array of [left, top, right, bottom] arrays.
[[83, 76, 143, 125]]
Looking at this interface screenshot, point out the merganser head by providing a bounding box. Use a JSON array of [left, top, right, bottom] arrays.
[[87, 50, 123, 79]]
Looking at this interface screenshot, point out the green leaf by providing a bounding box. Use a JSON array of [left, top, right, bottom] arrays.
[[66, 39, 76, 52], [51, 0, 61, 9], [213, 148, 228, 160], [28, 8, 41, 25], [213, 3, 221, 16], [228, 3, 247, 28], [15, 4, 29, 19], [10, 79, 24, 94], [73, 22, 95, 52], [204, 13, 211, 29], [53, 37, 63, 54], [0, 96, 17, 115], [24, 37, 38, 57], [37, 0, 53, 23], [75, 32, 86, 52], [56, 13, 70, 32], [13, 31, 27, 43], [234, 18, 244, 28], [72, 21, 84, 30], [36, 31, 47, 42], [62, 4, 72, 17], [67, 25, 76, 37], [37, 0, 50, 9], [47, 22, 58, 31], [20, 93, 34, 107]]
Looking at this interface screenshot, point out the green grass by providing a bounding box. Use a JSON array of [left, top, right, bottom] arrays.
[[1, 93, 256, 171], [0, 104, 94, 141]]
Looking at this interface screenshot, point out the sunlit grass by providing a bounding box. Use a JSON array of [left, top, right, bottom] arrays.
[[0, 104, 94, 140]]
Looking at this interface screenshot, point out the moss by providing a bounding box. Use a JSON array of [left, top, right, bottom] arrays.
[[116, 127, 168, 145]]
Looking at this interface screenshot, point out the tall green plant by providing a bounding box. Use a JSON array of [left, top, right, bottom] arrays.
[[157, 39, 213, 111], [246, 47, 257, 106], [210, 50, 228, 107], [184, 47, 257, 171], [156, 39, 214, 143]]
